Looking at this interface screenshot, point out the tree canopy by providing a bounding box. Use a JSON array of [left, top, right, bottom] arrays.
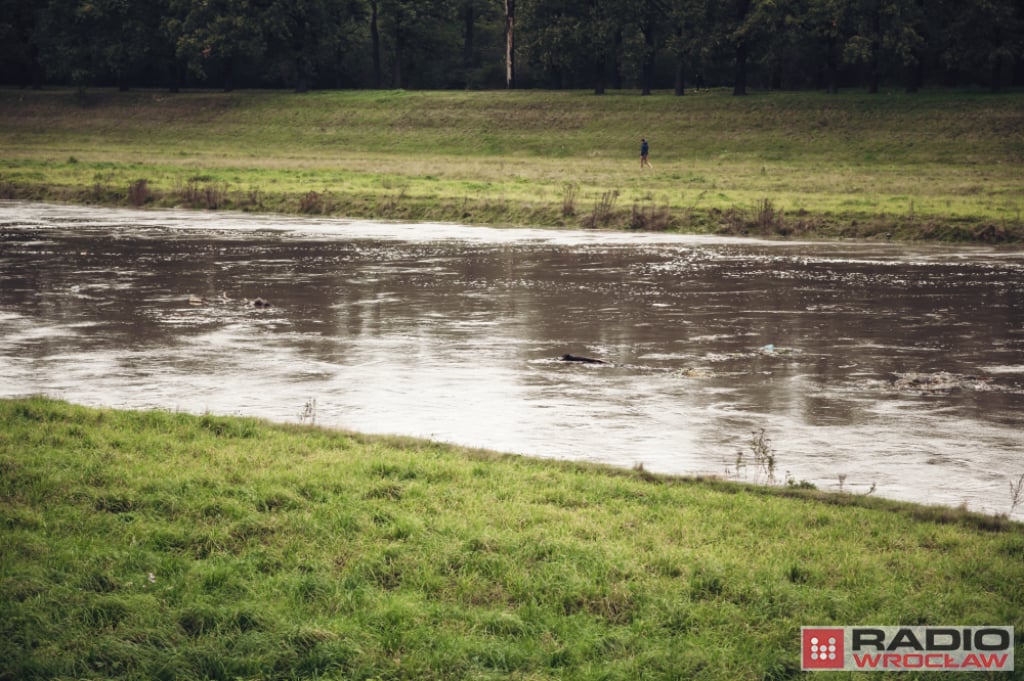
[[1, 0, 1021, 92]]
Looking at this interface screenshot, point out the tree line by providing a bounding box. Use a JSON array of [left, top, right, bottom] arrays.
[[2, 0, 1022, 94]]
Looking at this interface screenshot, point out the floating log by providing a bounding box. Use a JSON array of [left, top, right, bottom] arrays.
[[560, 353, 608, 365]]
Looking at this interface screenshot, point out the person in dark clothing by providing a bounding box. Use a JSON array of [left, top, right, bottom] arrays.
[[640, 137, 652, 170]]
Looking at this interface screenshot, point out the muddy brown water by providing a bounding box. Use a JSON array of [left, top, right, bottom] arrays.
[[2, 202, 1023, 516]]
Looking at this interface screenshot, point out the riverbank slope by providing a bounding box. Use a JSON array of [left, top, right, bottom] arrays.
[[2, 397, 1022, 679], [1, 88, 1022, 242]]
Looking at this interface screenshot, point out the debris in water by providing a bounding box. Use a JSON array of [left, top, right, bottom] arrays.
[[673, 367, 714, 378], [889, 371, 994, 393], [560, 353, 608, 365]]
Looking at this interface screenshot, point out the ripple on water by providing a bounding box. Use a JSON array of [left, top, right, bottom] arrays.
[[1, 202, 1023, 517]]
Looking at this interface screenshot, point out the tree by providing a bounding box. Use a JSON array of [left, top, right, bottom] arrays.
[[462, 0, 476, 77], [582, 0, 620, 94], [845, 0, 927, 93], [940, 0, 1022, 91], [844, 0, 881, 92], [634, 0, 664, 95], [103, 0, 157, 90], [368, 0, 382, 87], [171, 0, 267, 91], [708, 0, 761, 95], [520, 0, 587, 88], [891, 0, 927, 92], [729, 0, 753, 95], [455, 0, 503, 88], [804, 0, 854, 93], [375, 0, 460, 88], [160, 0, 191, 91], [505, 0, 516, 87], [263, 0, 366, 91], [0, 0, 44, 88], [32, 0, 154, 90], [664, 0, 710, 95], [757, 0, 809, 90], [5, 0, 1024, 93]]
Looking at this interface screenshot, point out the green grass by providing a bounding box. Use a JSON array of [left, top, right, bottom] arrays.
[[2, 397, 1022, 680], [1, 88, 1022, 240]]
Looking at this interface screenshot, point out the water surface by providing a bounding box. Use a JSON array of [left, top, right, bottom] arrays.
[[2, 202, 1022, 516]]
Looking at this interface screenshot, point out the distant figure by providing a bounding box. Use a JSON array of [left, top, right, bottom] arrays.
[[640, 137, 652, 170], [695, 73, 705, 90]]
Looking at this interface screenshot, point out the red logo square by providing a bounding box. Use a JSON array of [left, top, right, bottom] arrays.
[[802, 628, 844, 670]]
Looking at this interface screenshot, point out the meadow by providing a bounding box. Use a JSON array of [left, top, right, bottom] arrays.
[[2, 397, 1023, 680], [1, 87, 1022, 240]]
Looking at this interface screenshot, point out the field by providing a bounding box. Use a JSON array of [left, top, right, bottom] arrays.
[[1, 87, 1022, 240], [2, 397, 1023, 680]]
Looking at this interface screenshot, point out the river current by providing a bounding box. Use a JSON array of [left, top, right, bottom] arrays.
[[2, 202, 1022, 516]]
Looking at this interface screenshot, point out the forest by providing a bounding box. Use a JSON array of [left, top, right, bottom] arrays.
[[1, 0, 1022, 94]]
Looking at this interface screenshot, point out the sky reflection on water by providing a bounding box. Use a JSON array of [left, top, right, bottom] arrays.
[[2, 202, 1023, 516]]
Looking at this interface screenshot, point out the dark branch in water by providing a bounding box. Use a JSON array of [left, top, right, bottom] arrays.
[[560, 353, 608, 365]]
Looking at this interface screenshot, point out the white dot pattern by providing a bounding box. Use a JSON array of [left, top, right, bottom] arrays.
[[808, 636, 838, 660]]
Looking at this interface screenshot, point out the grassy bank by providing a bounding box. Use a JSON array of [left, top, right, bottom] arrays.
[[2, 397, 1022, 680], [1, 88, 1022, 241]]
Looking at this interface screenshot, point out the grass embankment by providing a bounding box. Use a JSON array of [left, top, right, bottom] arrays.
[[1, 88, 1022, 241], [2, 397, 1022, 680]]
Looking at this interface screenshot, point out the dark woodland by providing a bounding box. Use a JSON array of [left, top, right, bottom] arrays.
[[2, 0, 1022, 93]]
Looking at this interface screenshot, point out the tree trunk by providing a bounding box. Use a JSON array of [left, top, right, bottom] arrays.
[[989, 53, 1003, 92], [464, 0, 475, 85], [733, 0, 750, 95], [733, 41, 748, 95], [370, 0, 381, 88], [392, 37, 403, 88], [505, 0, 516, 89], [222, 56, 234, 92], [295, 56, 309, 93], [594, 53, 606, 95], [640, 21, 654, 95], [546, 61, 563, 89], [29, 43, 43, 90], [168, 58, 181, 92], [825, 35, 838, 93], [1012, 55, 1024, 86], [611, 29, 623, 89], [463, 2, 474, 68], [673, 26, 685, 96], [905, 53, 923, 93], [867, 9, 880, 93], [867, 43, 880, 93]]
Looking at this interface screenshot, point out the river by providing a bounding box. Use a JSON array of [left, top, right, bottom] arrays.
[[2, 202, 1022, 517]]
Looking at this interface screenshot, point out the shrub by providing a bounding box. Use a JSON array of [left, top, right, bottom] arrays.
[[127, 179, 151, 206], [299, 190, 323, 214]]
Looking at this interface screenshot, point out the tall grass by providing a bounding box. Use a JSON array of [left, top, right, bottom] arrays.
[[2, 397, 1022, 680], [0, 88, 1022, 240]]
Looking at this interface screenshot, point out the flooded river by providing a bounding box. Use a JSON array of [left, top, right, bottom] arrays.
[[2, 202, 1023, 516]]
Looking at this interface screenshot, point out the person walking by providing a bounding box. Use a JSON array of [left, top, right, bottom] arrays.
[[640, 137, 652, 170]]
